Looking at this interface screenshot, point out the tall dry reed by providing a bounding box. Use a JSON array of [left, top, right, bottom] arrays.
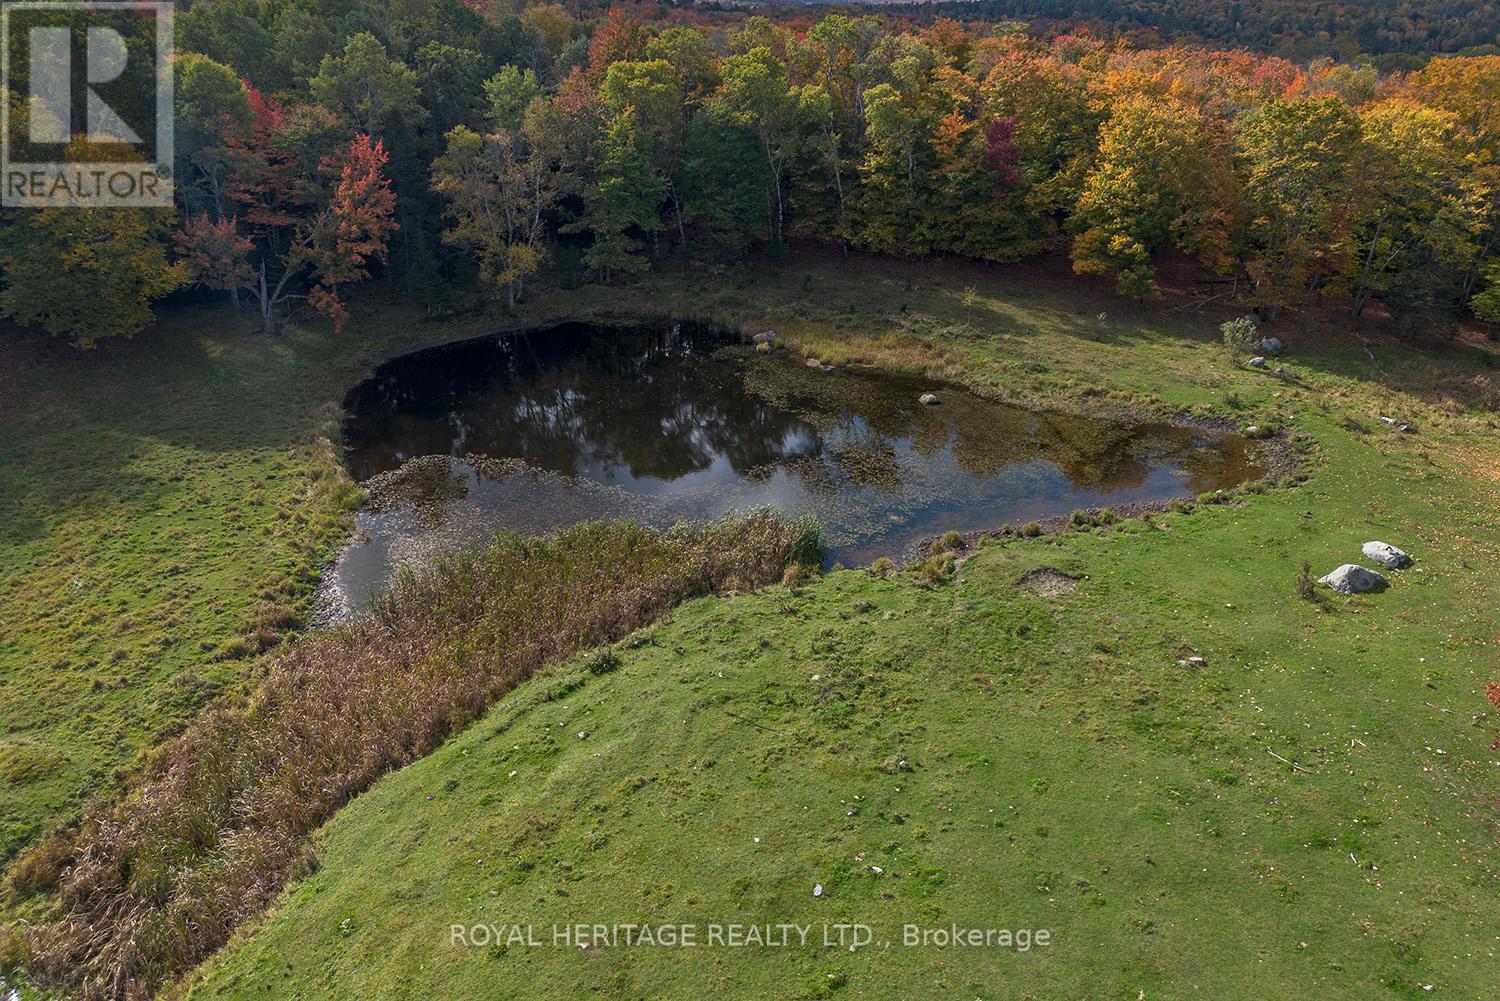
[[12, 514, 818, 1000]]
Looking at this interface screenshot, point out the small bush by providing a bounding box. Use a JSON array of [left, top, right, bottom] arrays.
[[1020, 521, 1042, 537], [868, 557, 895, 577], [1295, 560, 1318, 601], [244, 626, 281, 654], [584, 649, 621, 675], [930, 530, 966, 555], [917, 553, 956, 587], [1221, 316, 1260, 362]]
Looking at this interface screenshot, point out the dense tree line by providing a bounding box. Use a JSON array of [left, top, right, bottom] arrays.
[[888, 0, 1500, 61], [0, 1, 1496, 343]]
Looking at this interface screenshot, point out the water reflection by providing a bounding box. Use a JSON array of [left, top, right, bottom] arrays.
[[329, 321, 1261, 615]]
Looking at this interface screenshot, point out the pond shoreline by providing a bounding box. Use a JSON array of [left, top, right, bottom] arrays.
[[316, 320, 1290, 619]]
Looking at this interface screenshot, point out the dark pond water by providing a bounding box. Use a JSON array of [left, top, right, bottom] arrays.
[[326, 320, 1261, 616]]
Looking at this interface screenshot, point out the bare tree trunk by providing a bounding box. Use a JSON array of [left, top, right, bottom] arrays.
[[259, 262, 274, 334]]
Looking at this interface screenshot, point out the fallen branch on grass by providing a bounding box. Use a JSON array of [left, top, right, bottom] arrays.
[[1266, 746, 1313, 774]]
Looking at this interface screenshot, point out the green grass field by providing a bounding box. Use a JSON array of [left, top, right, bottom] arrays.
[[4, 254, 1499, 998]]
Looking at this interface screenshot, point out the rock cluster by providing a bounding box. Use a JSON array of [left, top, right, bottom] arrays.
[[1317, 541, 1412, 594]]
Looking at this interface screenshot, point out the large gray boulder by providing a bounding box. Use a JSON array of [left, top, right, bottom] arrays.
[[1361, 541, 1411, 569], [1319, 564, 1387, 595], [1259, 336, 1284, 355]]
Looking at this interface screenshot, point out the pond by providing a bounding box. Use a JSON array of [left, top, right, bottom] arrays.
[[326, 320, 1262, 616]]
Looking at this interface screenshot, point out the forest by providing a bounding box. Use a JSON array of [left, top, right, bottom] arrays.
[[887, 0, 1500, 62], [1, 1, 1496, 343]]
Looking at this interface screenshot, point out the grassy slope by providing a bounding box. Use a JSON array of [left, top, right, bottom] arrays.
[[161, 258, 1500, 999], [0, 303, 516, 871]]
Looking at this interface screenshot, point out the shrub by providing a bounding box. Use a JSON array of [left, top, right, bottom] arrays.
[[1220, 316, 1260, 362], [1069, 509, 1107, 529], [917, 553, 956, 587], [584, 649, 621, 675], [868, 557, 895, 577], [18, 513, 816, 1001], [1020, 521, 1042, 537], [1295, 560, 1318, 601], [930, 530, 966, 555]]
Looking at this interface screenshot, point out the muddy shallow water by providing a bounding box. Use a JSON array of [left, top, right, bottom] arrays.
[[324, 320, 1262, 616]]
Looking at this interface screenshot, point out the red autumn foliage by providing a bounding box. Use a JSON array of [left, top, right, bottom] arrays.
[[585, 9, 643, 84], [984, 116, 1022, 195], [175, 215, 254, 298], [223, 86, 309, 234], [306, 134, 399, 330]]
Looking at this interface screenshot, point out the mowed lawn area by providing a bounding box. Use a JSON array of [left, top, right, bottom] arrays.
[[4, 253, 1499, 998]]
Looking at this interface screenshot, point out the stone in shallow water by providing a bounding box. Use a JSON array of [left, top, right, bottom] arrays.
[[1319, 564, 1386, 594], [1361, 541, 1411, 568], [919, 392, 941, 406]]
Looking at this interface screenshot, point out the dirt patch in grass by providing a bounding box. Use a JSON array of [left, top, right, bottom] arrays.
[[1016, 567, 1081, 597]]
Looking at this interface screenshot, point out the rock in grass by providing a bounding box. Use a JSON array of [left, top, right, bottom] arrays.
[[1361, 541, 1411, 569], [919, 392, 941, 406], [1259, 336, 1283, 354], [1319, 564, 1386, 594], [753, 330, 775, 345], [1247, 356, 1266, 368]]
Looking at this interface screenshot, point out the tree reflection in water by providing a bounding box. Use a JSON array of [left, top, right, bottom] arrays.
[[330, 320, 1262, 613]]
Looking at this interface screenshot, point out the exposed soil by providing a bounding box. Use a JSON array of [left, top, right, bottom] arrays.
[[1016, 567, 1081, 597]]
